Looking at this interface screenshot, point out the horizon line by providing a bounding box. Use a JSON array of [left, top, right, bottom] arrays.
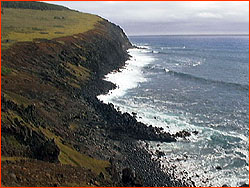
[[128, 33, 249, 37]]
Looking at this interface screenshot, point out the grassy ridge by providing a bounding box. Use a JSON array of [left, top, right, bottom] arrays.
[[2, 1, 69, 10], [1, 8, 102, 49], [1, 2, 132, 186], [1, 2, 111, 183]]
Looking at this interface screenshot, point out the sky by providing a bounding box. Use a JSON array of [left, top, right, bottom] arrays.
[[45, 1, 249, 36]]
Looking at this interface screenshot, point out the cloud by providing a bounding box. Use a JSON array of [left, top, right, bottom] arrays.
[[197, 12, 222, 19], [44, 1, 249, 35]]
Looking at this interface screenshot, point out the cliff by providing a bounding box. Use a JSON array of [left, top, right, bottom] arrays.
[[1, 2, 186, 187]]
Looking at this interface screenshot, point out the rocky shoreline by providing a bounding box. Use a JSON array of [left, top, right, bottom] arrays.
[[66, 43, 194, 186], [2, 12, 190, 186], [2, 2, 249, 187], [81, 74, 192, 187]]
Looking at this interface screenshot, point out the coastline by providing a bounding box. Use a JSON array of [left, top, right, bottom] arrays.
[[96, 38, 249, 187], [98, 47, 154, 103], [1, 14, 189, 186], [85, 48, 193, 187], [94, 46, 196, 187], [2, 2, 248, 187]]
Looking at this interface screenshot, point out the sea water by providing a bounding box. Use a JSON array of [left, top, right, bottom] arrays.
[[98, 35, 249, 186]]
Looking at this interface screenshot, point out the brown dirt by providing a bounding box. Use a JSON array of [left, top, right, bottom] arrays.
[[2, 159, 112, 187]]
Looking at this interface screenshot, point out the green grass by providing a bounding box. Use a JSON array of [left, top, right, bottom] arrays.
[[1, 156, 28, 162], [2, 110, 110, 176], [2, 1, 69, 11], [1, 66, 12, 76], [63, 62, 91, 88], [2, 135, 24, 150], [1, 8, 102, 48], [2, 111, 23, 125], [40, 127, 110, 176], [4, 91, 31, 107]]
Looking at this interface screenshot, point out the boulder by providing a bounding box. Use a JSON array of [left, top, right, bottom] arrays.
[[175, 130, 191, 138], [155, 150, 165, 158], [122, 168, 135, 184], [37, 139, 60, 163], [215, 166, 222, 170], [121, 168, 143, 186], [240, 184, 249, 187]]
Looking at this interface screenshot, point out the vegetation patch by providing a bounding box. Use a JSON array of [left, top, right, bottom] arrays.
[[4, 91, 31, 107], [1, 66, 12, 76], [64, 63, 90, 82], [2, 110, 22, 125], [1, 156, 28, 162], [2, 135, 23, 151], [61, 62, 91, 88], [53, 25, 64, 28], [54, 32, 64, 34], [1, 1, 70, 10], [39, 127, 110, 176], [1, 130, 30, 158], [39, 32, 49, 34], [69, 123, 78, 131], [31, 27, 44, 31], [1, 7, 102, 49]]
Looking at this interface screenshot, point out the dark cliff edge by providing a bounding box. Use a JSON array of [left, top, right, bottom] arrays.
[[1, 3, 189, 187]]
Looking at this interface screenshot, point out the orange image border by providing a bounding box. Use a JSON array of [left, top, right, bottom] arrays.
[[0, 0, 249, 188]]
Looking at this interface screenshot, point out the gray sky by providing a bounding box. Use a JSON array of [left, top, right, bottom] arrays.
[[45, 1, 249, 36]]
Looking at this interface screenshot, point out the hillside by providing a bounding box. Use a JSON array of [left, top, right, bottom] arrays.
[[1, 1, 70, 10], [1, 2, 100, 49], [1, 2, 187, 187]]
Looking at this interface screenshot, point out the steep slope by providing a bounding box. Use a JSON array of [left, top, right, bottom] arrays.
[[1, 2, 186, 187], [1, 2, 131, 186]]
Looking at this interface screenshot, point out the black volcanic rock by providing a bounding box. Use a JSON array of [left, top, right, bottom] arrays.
[[1, 11, 188, 187], [240, 184, 249, 187], [37, 139, 60, 163]]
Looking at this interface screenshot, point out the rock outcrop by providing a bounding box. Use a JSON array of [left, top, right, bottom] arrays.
[[1, 2, 187, 187]]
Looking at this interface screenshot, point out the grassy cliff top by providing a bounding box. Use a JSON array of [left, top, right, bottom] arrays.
[[1, 1, 70, 10], [1, 1, 102, 49]]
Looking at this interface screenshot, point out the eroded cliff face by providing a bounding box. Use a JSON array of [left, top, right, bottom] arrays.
[[1, 16, 183, 186], [1, 19, 133, 186]]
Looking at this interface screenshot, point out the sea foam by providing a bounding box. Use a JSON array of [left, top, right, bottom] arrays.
[[98, 48, 155, 103]]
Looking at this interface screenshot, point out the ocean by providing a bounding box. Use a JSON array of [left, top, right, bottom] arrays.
[[98, 35, 249, 186]]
